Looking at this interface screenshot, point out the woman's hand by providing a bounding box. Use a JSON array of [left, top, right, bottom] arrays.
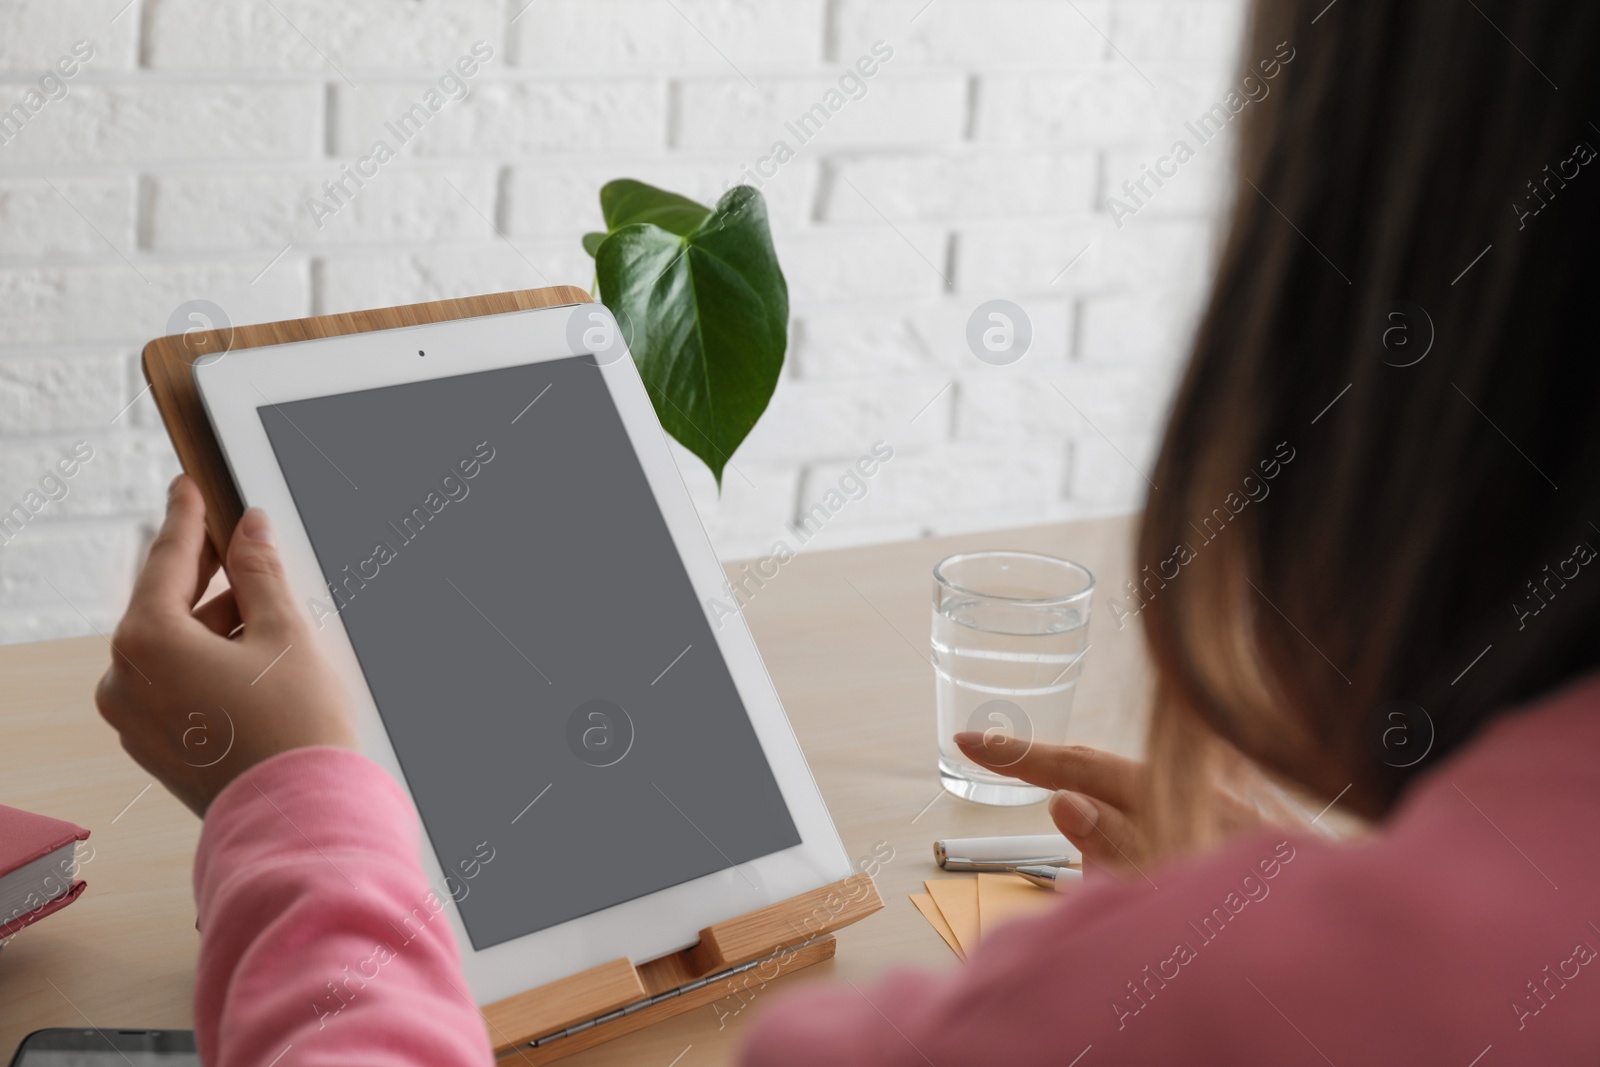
[[955, 733, 1270, 873], [96, 475, 356, 817]]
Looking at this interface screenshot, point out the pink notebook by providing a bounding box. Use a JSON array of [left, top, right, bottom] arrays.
[[0, 803, 90, 941]]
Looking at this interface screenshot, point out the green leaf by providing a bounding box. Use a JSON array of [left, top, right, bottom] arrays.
[[581, 231, 607, 257], [594, 185, 788, 487], [599, 179, 712, 238]]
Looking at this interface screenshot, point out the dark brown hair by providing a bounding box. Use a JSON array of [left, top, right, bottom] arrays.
[[1138, 0, 1600, 842]]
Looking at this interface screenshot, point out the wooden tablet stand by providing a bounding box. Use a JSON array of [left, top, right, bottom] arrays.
[[141, 286, 887, 1062], [483, 874, 883, 1062]]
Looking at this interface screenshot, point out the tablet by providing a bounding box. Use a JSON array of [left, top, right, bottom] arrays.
[[191, 302, 852, 1004]]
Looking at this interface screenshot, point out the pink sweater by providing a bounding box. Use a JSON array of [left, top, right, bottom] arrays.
[[194, 749, 495, 1066], [196, 675, 1600, 1065]]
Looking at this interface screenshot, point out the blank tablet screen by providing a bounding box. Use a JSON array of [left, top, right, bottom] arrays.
[[257, 356, 801, 950]]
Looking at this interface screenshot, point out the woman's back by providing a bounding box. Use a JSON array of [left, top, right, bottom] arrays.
[[745, 673, 1600, 1064]]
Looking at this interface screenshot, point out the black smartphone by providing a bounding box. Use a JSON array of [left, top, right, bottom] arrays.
[[8, 1030, 198, 1067]]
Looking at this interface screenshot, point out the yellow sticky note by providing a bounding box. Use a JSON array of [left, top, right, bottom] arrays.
[[924, 878, 980, 957], [977, 872, 1059, 941], [910, 893, 965, 959]]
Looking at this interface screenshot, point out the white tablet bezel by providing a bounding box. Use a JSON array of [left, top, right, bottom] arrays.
[[191, 302, 851, 1005]]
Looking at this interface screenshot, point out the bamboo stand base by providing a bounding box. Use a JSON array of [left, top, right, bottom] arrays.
[[483, 876, 884, 1063]]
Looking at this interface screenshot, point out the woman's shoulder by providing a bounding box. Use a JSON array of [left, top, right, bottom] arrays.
[[911, 676, 1600, 1063], [1086, 671, 1600, 1058]]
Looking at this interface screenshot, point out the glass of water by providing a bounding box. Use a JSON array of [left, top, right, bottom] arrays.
[[932, 551, 1094, 806]]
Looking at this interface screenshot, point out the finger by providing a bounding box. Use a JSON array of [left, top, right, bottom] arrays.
[[1048, 790, 1144, 871], [93, 668, 124, 729], [954, 735, 1144, 810], [191, 534, 221, 610], [193, 588, 243, 637], [224, 509, 299, 639], [127, 475, 210, 620]]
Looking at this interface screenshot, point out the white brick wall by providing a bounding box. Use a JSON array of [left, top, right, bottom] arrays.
[[0, 0, 1244, 643]]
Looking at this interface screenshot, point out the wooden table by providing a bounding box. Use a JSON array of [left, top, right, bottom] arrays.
[[0, 515, 1149, 1063]]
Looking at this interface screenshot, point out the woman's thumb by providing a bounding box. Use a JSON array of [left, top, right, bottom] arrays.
[[226, 509, 298, 637]]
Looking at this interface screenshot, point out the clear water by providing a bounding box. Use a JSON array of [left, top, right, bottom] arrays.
[[932, 597, 1089, 805]]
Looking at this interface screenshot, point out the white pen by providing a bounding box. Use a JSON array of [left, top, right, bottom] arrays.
[[934, 833, 1081, 871], [1007, 864, 1083, 892]]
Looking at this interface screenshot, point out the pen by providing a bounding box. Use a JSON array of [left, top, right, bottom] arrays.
[[934, 833, 1080, 872], [1006, 864, 1083, 892]]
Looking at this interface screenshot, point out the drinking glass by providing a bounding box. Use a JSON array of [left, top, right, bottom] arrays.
[[932, 551, 1094, 806]]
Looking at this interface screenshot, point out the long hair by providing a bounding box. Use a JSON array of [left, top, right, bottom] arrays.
[[1137, 0, 1600, 847]]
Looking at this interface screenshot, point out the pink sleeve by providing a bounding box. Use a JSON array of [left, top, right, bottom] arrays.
[[735, 831, 1465, 1065], [193, 747, 495, 1067], [737, 755, 1598, 1067]]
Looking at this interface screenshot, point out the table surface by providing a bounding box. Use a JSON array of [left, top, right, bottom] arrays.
[[0, 515, 1148, 1064]]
